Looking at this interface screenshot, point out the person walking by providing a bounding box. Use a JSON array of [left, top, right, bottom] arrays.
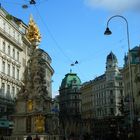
[[33, 134, 40, 140], [26, 135, 32, 140], [0, 136, 4, 140]]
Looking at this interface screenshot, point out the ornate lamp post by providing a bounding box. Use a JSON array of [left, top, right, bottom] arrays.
[[104, 15, 134, 131]]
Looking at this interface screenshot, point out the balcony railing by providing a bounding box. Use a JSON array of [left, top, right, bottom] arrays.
[[0, 71, 21, 86]]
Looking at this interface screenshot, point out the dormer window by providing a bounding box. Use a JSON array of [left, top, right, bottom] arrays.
[[73, 78, 77, 83]]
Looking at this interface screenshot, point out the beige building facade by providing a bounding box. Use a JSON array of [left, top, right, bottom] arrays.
[[80, 81, 93, 135], [81, 52, 123, 117], [81, 52, 123, 139], [0, 6, 31, 135], [123, 46, 140, 129]]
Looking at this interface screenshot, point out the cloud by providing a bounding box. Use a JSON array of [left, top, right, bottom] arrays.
[[85, 0, 140, 11]]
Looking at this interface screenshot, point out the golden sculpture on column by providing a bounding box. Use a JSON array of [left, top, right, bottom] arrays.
[[13, 15, 57, 138], [26, 15, 41, 45]]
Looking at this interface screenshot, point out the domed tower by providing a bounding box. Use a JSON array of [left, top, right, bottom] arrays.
[[59, 72, 82, 138], [105, 52, 124, 116], [106, 51, 118, 70], [106, 51, 119, 81]]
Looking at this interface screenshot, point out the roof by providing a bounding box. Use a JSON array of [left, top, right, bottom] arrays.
[[0, 6, 27, 28], [107, 51, 117, 62], [38, 48, 52, 62], [124, 46, 140, 65], [60, 73, 81, 89], [130, 46, 140, 52]]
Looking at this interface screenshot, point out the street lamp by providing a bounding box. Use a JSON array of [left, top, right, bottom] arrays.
[[104, 15, 134, 131]]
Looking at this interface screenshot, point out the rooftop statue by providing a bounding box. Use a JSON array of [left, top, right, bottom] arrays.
[[26, 15, 41, 45]]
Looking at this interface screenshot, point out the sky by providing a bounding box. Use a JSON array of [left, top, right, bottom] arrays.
[[1, 0, 140, 97]]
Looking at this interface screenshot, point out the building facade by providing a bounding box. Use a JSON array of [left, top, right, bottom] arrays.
[[59, 72, 82, 139], [123, 46, 140, 138], [80, 81, 94, 136], [81, 52, 124, 139], [0, 6, 31, 135]]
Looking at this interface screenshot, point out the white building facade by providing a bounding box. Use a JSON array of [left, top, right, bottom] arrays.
[[0, 6, 31, 135], [81, 52, 123, 119], [80, 52, 124, 139], [0, 7, 30, 100], [93, 52, 123, 117]]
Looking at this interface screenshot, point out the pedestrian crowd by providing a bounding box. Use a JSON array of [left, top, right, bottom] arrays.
[[26, 134, 40, 140]]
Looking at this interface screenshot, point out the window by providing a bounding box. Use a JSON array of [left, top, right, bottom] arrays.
[[138, 91, 140, 96], [104, 98, 106, 104], [17, 69, 19, 80], [9, 27, 11, 34], [17, 34, 19, 42], [2, 61, 5, 73], [119, 82, 122, 86], [110, 108, 114, 115], [7, 85, 10, 94], [13, 30, 15, 38], [127, 82, 130, 90], [12, 86, 15, 97], [8, 45, 10, 55], [104, 108, 107, 115], [120, 90, 123, 96], [13, 66, 15, 78], [13, 49, 15, 58], [17, 51, 19, 61], [3, 42, 5, 52], [3, 22, 5, 30], [110, 99, 114, 104], [110, 90, 113, 96], [8, 64, 10, 75], [1, 83, 5, 94]]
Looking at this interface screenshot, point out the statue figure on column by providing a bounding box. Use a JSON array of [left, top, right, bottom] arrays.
[[26, 15, 41, 48]]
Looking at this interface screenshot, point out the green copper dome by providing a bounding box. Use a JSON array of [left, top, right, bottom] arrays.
[[60, 73, 81, 89]]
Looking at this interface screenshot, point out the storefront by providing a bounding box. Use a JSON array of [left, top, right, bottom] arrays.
[[0, 119, 13, 136]]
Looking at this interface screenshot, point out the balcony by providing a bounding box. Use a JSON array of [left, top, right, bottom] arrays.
[[0, 72, 21, 86]]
